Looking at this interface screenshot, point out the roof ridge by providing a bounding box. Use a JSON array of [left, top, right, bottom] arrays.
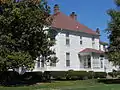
[[51, 12, 98, 35]]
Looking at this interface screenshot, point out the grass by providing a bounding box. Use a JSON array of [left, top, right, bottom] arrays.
[[0, 80, 120, 90]]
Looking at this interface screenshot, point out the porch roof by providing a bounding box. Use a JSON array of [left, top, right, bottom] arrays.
[[80, 48, 104, 54]]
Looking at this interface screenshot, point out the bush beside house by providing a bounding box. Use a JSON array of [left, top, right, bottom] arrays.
[[0, 71, 108, 84]]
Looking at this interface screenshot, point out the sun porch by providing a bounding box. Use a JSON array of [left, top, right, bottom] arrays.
[[78, 48, 106, 72]]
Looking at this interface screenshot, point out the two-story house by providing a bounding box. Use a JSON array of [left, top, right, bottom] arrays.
[[18, 4, 116, 74], [30, 4, 116, 73]]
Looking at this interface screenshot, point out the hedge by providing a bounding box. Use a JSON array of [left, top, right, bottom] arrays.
[[94, 72, 107, 78], [44, 71, 107, 80], [0, 71, 107, 83], [98, 79, 120, 84], [66, 71, 88, 80], [108, 71, 120, 78], [88, 71, 94, 79], [49, 71, 67, 80], [22, 72, 43, 81]]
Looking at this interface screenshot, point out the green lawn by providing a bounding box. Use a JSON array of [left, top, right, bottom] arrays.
[[0, 80, 120, 90]]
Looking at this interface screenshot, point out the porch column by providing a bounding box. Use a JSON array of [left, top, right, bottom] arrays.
[[91, 54, 93, 71], [102, 57, 105, 71]]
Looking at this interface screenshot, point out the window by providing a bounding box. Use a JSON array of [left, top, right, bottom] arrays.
[[84, 56, 91, 68], [37, 57, 40, 68], [41, 60, 44, 67], [93, 56, 100, 69], [80, 36, 82, 45], [88, 56, 91, 68], [80, 41, 82, 45], [66, 33, 69, 38], [66, 33, 70, 46], [99, 44, 101, 50], [101, 61, 103, 68], [92, 37, 95, 48], [66, 53, 70, 67], [66, 38, 70, 45], [84, 59, 87, 68], [92, 37, 95, 41], [100, 56, 104, 68], [80, 36, 82, 39], [103, 45, 108, 52], [37, 60, 40, 68]]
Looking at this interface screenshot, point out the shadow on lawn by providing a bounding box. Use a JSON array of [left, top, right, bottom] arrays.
[[98, 79, 120, 84], [0, 71, 51, 87]]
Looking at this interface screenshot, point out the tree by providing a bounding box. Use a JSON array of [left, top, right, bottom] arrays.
[[0, 0, 56, 71], [107, 0, 120, 66]]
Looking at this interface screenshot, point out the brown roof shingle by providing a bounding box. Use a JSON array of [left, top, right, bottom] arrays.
[[51, 12, 98, 35]]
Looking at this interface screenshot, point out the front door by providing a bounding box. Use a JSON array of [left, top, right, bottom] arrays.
[[84, 55, 91, 68]]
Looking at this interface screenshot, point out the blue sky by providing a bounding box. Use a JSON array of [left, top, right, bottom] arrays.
[[47, 0, 116, 43]]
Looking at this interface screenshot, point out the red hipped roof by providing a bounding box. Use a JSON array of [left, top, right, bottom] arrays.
[[51, 12, 98, 35], [80, 48, 104, 54]]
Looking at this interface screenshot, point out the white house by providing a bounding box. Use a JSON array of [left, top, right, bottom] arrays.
[[30, 4, 117, 73], [19, 4, 116, 74]]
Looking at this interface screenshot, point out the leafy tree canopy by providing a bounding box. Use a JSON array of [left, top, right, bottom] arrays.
[[0, 0, 56, 71], [107, 0, 120, 66]]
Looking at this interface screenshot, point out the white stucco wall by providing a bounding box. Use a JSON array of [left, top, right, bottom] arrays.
[[32, 29, 115, 73]]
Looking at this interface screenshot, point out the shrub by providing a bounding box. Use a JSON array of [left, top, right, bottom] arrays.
[[0, 71, 20, 84], [88, 71, 94, 79], [94, 72, 107, 78], [108, 71, 120, 78], [108, 72, 114, 77], [23, 72, 43, 81], [66, 71, 88, 80], [98, 79, 120, 84], [50, 71, 67, 80]]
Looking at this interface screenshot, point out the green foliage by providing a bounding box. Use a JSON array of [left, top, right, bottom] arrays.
[[108, 71, 120, 78], [98, 78, 120, 84], [115, 0, 120, 6], [88, 71, 94, 79], [94, 72, 107, 78], [22, 72, 43, 82], [0, 0, 56, 71], [107, 0, 120, 66], [49, 71, 89, 80], [0, 71, 20, 83], [66, 71, 88, 80], [50, 71, 67, 80]]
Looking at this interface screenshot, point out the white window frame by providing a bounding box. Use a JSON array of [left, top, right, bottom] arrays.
[[66, 52, 70, 67], [80, 36, 82, 45]]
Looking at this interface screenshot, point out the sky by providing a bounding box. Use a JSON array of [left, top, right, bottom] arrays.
[[47, 0, 116, 43]]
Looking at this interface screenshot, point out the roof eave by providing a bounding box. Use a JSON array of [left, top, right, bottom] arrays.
[[51, 27, 99, 36]]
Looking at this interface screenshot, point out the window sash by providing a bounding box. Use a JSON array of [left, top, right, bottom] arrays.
[[66, 53, 70, 67], [66, 33, 69, 37], [66, 39, 70, 45], [66, 60, 70, 67], [37, 61, 40, 68], [80, 41, 82, 45], [66, 53, 70, 60]]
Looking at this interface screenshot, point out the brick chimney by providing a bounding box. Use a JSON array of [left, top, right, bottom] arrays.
[[70, 12, 77, 20], [54, 4, 60, 14], [96, 28, 100, 35]]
